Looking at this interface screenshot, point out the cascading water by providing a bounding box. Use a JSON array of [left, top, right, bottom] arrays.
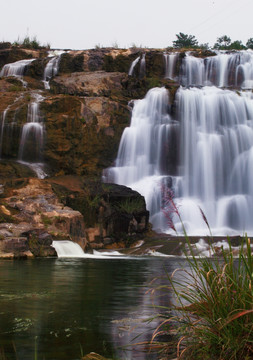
[[104, 87, 180, 232], [18, 93, 47, 179], [139, 53, 146, 78], [128, 54, 146, 78], [128, 56, 140, 76], [43, 51, 64, 89], [0, 59, 35, 77], [105, 49, 253, 236], [0, 109, 8, 159], [181, 50, 253, 88], [0, 59, 35, 87], [164, 52, 178, 80]]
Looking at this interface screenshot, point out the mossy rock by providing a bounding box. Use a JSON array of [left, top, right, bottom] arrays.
[[58, 53, 84, 73], [25, 58, 47, 79]]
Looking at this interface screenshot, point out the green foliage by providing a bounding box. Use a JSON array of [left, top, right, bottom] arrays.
[[173, 33, 198, 49], [12, 36, 50, 50], [229, 40, 246, 50], [214, 36, 246, 50], [150, 237, 253, 359], [214, 35, 231, 49], [246, 38, 253, 49], [198, 43, 210, 50], [117, 198, 144, 214]]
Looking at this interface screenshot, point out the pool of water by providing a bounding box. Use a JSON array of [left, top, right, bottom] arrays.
[[0, 256, 185, 359]]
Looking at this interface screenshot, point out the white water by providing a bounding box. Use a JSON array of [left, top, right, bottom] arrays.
[[52, 240, 133, 259], [43, 52, 63, 89], [128, 56, 140, 76], [0, 59, 35, 85], [18, 93, 47, 178], [164, 53, 178, 80], [181, 50, 253, 88], [0, 109, 8, 158], [128, 54, 146, 77], [106, 50, 253, 236], [139, 53, 146, 78]]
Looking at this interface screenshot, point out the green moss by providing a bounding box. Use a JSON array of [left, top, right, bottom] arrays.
[[103, 54, 133, 73], [58, 53, 84, 73], [41, 215, 53, 227]]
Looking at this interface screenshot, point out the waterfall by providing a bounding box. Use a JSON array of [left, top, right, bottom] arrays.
[[18, 93, 47, 179], [104, 87, 180, 232], [52, 241, 87, 258], [0, 59, 35, 78], [139, 53, 146, 78], [128, 54, 146, 78], [43, 52, 63, 89], [164, 53, 178, 80], [181, 50, 253, 88], [128, 56, 140, 76], [52, 240, 128, 259], [0, 109, 8, 159], [106, 49, 253, 236], [176, 86, 253, 235]]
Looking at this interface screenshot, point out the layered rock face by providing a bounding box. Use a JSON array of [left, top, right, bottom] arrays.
[[0, 45, 184, 256]]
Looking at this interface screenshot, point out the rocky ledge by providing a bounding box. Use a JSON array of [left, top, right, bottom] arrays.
[[0, 172, 149, 258]]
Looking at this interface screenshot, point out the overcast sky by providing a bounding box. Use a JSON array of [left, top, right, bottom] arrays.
[[1, 0, 252, 50]]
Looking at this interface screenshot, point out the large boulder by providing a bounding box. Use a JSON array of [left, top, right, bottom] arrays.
[[49, 176, 149, 249]]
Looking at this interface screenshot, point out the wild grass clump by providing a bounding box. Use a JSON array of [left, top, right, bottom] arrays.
[[147, 186, 253, 359], [117, 198, 144, 214], [12, 36, 50, 50], [150, 237, 253, 359]]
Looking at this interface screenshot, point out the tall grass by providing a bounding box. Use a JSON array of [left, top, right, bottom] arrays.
[[149, 188, 253, 359], [153, 238, 253, 359]]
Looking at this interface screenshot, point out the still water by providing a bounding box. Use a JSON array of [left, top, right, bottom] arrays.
[[0, 256, 183, 360]]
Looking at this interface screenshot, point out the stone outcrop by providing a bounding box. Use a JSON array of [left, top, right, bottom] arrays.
[[0, 175, 149, 257], [0, 178, 87, 258]]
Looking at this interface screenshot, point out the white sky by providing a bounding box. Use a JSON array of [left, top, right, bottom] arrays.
[[1, 0, 252, 50]]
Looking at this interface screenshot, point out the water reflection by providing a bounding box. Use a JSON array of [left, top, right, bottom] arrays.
[[0, 257, 186, 359]]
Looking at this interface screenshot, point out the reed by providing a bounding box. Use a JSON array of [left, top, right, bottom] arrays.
[[150, 238, 253, 359]]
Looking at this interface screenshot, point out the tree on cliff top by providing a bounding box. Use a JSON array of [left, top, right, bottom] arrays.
[[213, 35, 231, 49], [173, 33, 198, 48], [246, 38, 253, 49]]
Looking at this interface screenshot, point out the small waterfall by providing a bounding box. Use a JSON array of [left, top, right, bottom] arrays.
[[52, 241, 86, 258], [18, 93, 47, 179], [0, 109, 8, 159], [52, 240, 128, 259], [43, 52, 63, 89], [181, 50, 253, 88], [164, 53, 178, 80], [0, 59, 35, 78], [139, 53, 146, 78], [128, 56, 140, 76]]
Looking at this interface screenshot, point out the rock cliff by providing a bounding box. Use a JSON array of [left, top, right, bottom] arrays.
[[0, 44, 190, 257]]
